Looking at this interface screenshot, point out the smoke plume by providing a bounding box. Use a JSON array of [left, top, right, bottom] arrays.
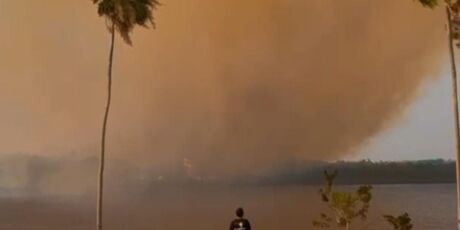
[[0, 0, 447, 176]]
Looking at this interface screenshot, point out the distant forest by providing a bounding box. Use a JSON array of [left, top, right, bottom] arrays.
[[251, 159, 456, 185], [0, 155, 455, 193]]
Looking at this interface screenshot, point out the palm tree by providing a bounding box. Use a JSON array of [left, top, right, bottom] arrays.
[[91, 0, 160, 229], [417, 0, 460, 229]]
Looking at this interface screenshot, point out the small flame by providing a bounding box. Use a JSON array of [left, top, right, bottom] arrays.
[[183, 158, 202, 181]]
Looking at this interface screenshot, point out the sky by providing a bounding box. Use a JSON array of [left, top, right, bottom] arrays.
[[0, 0, 454, 176], [356, 67, 457, 161]]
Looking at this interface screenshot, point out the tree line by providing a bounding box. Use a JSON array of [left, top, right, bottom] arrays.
[[252, 159, 455, 186]]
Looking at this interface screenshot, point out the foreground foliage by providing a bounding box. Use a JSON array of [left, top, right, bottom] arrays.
[[313, 171, 413, 230]]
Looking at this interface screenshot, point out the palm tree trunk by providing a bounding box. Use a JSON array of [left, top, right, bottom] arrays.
[[446, 6, 460, 230], [97, 23, 115, 230]]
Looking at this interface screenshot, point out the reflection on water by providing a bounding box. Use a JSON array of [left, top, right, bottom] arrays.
[[0, 184, 455, 229]]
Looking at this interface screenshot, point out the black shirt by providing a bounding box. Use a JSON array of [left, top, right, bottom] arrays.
[[229, 218, 251, 230]]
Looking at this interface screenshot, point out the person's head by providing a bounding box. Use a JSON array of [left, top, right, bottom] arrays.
[[236, 207, 244, 218]]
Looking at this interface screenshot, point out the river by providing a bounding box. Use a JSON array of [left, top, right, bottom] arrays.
[[0, 184, 454, 229]]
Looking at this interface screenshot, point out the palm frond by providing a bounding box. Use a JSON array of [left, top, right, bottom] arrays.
[[93, 0, 160, 45], [417, 0, 440, 8]]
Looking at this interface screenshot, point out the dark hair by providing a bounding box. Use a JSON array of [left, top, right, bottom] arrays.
[[236, 207, 244, 218]]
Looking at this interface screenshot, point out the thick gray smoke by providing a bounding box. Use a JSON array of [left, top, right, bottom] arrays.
[[0, 0, 447, 178]]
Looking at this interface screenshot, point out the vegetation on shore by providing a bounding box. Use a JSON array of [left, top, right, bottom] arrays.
[[0, 155, 454, 190], [254, 159, 455, 186]]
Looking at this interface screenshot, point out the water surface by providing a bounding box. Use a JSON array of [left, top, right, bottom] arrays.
[[0, 184, 454, 229]]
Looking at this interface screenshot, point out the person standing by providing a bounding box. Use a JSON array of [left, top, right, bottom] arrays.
[[229, 207, 252, 230]]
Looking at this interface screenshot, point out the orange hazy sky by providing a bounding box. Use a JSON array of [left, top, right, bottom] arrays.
[[0, 0, 450, 175]]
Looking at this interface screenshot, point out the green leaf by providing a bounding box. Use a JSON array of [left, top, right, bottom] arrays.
[[384, 213, 413, 230]]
